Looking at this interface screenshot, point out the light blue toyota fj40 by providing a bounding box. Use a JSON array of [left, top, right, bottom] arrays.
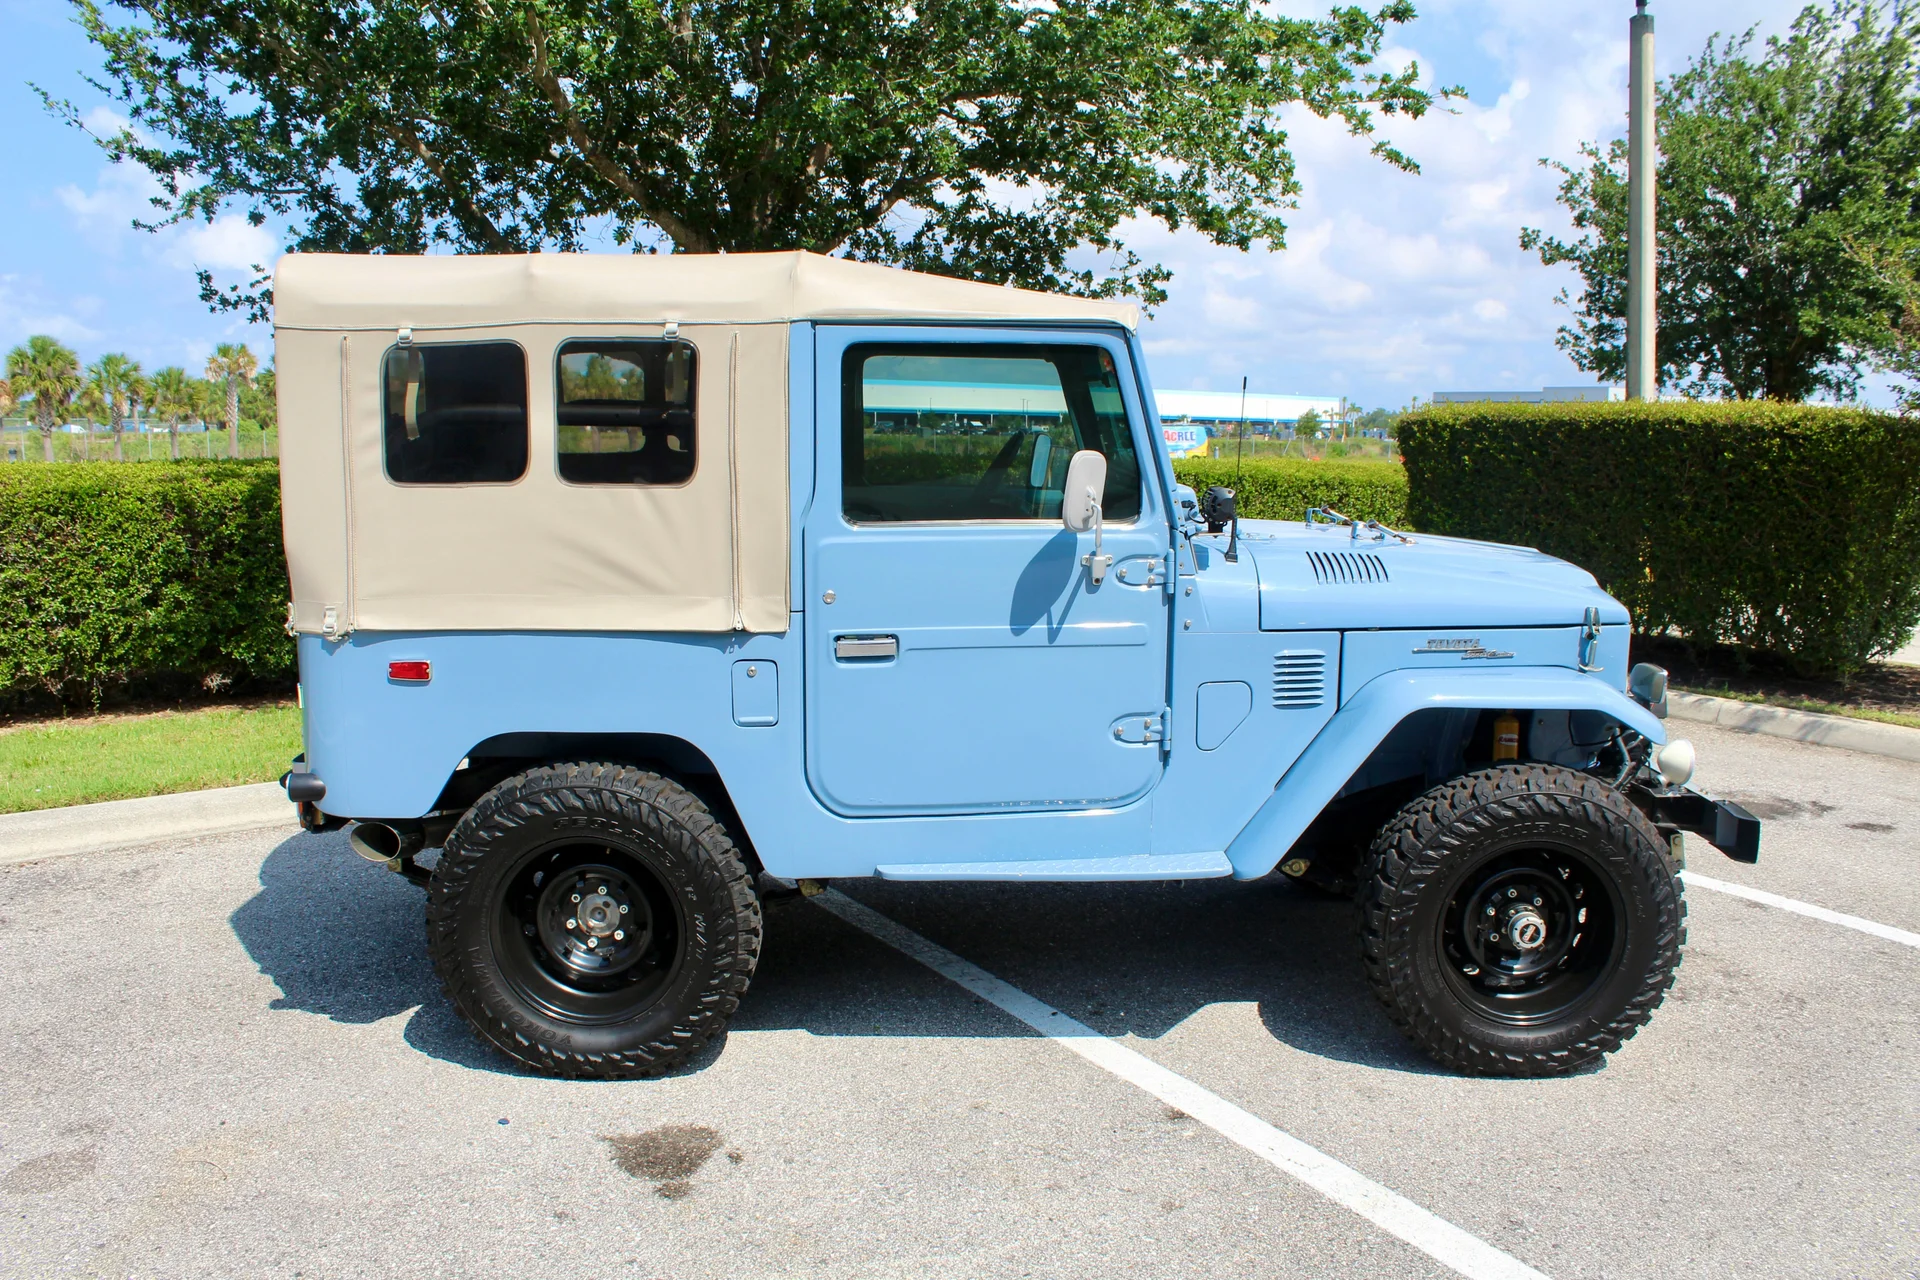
[[274, 251, 1759, 1080]]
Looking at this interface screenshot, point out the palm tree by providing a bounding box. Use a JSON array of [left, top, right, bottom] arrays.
[[191, 377, 223, 457], [72, 382, 109, 462], [205, 343, 258, 458], [88, 353, 145, 463], [147, 366, 195, 461], [7, 336, 82, 462]]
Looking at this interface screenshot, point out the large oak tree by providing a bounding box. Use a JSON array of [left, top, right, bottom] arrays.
[[55, 0, 1444, 318]]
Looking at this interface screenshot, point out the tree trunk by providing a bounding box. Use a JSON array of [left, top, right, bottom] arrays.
[[169, 424, 180, 461], [226, 378, 240, 458], [38, 412, 53, 462], [112, 420, 125, 462]]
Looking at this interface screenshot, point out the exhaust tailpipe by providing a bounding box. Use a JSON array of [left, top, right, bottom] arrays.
[[348, 821, 424, 866]]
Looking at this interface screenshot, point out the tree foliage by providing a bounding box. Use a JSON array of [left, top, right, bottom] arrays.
[[1521, 1, 1920, 401], [55, 0, 1445, 318]]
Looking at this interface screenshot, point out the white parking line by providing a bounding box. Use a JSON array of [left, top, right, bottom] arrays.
[[811, 887, 1550, 1280], [1682, 871, 1920, 949]]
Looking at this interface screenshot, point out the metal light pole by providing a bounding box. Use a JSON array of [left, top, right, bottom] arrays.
[[1626, 0, 1657, 400]]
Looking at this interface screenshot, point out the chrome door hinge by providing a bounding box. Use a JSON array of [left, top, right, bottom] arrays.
[[1150, 551, 1174, 594], [1111, 707, 1171, 753]]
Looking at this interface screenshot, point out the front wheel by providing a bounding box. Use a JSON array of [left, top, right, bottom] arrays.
[[426, 764, 761, 1079], [1360, 764, 1684, 1077]]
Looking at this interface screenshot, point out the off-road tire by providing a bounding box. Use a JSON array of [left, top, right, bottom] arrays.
[[426, 763, 761, 1079], [1359, 764, 1684, 1077]]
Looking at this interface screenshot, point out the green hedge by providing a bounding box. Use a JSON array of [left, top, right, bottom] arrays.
[[0, 462, 293, 706], [1173, 456, 1408, 525], [1398, 402, 1920, 676]]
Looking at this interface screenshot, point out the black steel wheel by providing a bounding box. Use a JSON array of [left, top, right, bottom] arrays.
[[427, 763, 761, 1079], [1360, 764, 1684, 1076]]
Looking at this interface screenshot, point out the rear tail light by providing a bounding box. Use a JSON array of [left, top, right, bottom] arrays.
[[388, 660, 431, 683]]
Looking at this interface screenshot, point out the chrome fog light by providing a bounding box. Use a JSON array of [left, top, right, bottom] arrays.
[[1652, 738, 1696, 787]]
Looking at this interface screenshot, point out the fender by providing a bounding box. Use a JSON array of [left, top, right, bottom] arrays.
[[1223, 667, 1667, 881]]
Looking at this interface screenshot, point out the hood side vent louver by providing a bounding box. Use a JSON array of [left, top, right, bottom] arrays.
[[1306, 550, 1390, 585], [1273, 650, 1328, 708]]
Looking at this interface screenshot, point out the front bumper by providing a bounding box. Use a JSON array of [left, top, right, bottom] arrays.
[[1642, 786, 1761, 863]]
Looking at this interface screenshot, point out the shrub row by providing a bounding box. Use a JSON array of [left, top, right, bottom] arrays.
[[0, 462, 293, 707], [1172, 456, 1409, 525], [1397, 402, 1920, 676]]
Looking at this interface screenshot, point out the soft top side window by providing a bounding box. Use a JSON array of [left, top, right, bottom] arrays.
[[382, 341, 529, 485], [555, 339, 697, 485], [841, 343, 1142, 523]]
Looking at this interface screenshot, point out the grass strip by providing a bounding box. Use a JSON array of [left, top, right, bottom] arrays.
[[1675, 685, 1920, 732], [0, 701, 300, 814]]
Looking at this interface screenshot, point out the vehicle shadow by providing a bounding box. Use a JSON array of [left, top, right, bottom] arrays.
[[230, 833, 1440, 1077], [227, 831, 521, 1074]]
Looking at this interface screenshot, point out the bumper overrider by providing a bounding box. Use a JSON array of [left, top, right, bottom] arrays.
[[279, 754, 346, 833], [1640, 785, 1762, 863]]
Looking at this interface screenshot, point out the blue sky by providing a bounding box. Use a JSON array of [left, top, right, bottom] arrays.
[[0, 0, 1864, 408]]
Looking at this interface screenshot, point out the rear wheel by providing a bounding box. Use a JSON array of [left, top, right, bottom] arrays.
[[426, 763, 761, 1079], [1360, 764, 1683, 1077]]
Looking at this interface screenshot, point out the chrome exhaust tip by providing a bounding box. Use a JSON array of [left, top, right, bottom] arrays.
[[348, 822, 422, 866]]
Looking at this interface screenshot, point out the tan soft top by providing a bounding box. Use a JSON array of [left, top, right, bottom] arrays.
[[276, 251, 1136, 639], [274, 250, 1139, 332]]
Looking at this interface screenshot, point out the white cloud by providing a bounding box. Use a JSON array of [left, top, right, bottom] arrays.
[[165, 216, 279, 272], [1135, 0, 1823, 407], [80, 105, 133, 138], [0, 275, 104, 350]]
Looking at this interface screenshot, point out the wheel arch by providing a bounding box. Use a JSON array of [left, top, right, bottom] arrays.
[[429, 731, 761, 871], [1225, 668, 1666, 881]]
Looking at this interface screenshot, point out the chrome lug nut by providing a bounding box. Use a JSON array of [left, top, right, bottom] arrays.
[[619, 904, 630, 914], [614, 930, 625, 941], [571, 893, 581, 903], [566, 918, 578, 930], [598, 885, 608, 895]]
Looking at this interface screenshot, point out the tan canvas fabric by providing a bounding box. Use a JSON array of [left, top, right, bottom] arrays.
[[275, 251, 1129, 637], [273, 250, 1140, 332]]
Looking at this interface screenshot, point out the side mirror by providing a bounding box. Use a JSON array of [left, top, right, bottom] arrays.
[[1629, 662, 1670, 718], [1061, 449, 1112, 584], [1061, 449, 1106, 532]]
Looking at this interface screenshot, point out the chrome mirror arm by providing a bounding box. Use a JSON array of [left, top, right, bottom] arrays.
[[1080, 493, 1112, 584]]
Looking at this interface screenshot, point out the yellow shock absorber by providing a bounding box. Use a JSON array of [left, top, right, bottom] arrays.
[[1493, 711, 1521, 762]]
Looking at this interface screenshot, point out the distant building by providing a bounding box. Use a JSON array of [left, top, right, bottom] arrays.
[[1431, 386, 1623, 404], [1154, 389, 1344, 458]]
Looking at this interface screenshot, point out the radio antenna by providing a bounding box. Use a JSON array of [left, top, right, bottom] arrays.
[[1234, 375, 1248, 486]]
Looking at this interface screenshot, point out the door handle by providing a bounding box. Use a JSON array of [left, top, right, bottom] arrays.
[[835, 634, 898, 660]]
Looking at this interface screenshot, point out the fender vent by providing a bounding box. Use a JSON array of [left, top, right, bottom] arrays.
[[1306, 550, 1390, 584], [1273, 650, 1328, 708]]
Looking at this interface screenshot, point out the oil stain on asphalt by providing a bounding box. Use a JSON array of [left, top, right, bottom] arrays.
[[2, 1146, 96, 1194], [601, 1125, 727, 1199]]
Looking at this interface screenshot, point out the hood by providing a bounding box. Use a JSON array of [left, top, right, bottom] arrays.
[[1224, 520, 1630, 632]]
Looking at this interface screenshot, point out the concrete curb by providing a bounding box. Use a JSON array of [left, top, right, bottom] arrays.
[[0, 782, 297, 866], [1669, 691, 1920, 764]]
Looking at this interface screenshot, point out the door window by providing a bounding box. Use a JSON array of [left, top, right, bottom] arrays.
[[555, 339, 697, 485], [841, 344, 1142, 523], [382, 341, 528, 484]]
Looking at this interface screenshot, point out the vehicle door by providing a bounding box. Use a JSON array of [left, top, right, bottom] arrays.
[[805, 326, 1173, 818]]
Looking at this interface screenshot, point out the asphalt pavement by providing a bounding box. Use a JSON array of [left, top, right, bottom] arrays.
[[1, 721, 1915, 1279]]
